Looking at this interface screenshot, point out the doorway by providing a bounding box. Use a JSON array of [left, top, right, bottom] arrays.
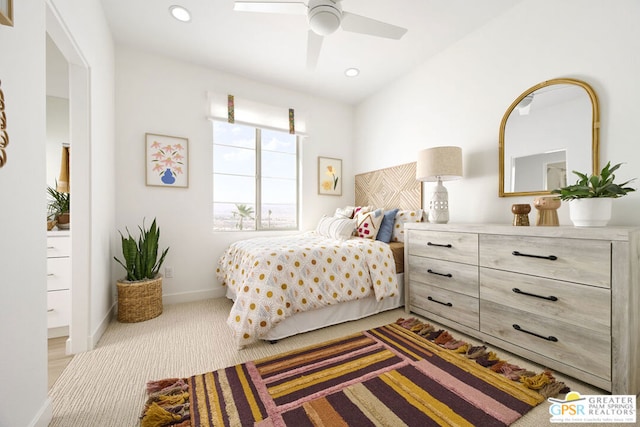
[[46, 2, 91, 355]]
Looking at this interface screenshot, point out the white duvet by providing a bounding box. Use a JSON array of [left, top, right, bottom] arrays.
[[216, 231, 398, 346]]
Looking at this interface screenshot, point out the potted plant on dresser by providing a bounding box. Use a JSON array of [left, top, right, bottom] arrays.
[[47, 184, 70, 230], [552, 161, 636, 227], [114, 218, 169, 322]]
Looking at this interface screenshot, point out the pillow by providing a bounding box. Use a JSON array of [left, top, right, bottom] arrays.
[[316, 216, 355, 240], [334, 206, 355, 219], [391, 209, 423, 242], [355, 208, 384, 240], [376, 209, 399, 243], [353, 205, 373, 216]]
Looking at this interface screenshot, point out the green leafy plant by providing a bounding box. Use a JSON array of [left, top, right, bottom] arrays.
[[47, 183, 70, 220], [552, 161, 636, 201], [114, 218, 169, 281]]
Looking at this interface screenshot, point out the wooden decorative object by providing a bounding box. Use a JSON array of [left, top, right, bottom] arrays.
[[511, 204, 531, 226], [534, 196, 561, 226], [355, 162, 421, 210], [0, 80, 7, 167]]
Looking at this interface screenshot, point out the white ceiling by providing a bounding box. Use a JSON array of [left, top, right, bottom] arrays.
[[100, 0, 522, 105]]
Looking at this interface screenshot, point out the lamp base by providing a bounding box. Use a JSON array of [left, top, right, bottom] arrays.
[[428, 179, 449, 224]]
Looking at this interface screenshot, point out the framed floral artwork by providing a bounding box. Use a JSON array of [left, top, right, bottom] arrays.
[[318, 156, 342, 196], [145, 133, 189, 188]]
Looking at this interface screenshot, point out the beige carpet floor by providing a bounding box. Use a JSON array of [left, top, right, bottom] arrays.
[[49, 298, 636, 426]]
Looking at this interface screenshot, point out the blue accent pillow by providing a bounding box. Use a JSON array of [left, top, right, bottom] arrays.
[[376, 209, 399, 243]]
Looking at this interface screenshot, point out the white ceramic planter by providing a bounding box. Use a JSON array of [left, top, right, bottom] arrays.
[[569, 198, 613, 227]]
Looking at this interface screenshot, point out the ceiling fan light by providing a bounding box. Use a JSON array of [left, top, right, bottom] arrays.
[[308, 5, 341, 36], [169, 5, 191, 22]]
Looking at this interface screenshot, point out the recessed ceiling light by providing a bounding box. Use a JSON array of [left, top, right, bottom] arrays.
[[169, 5, 191, 22], [345, 68, 360, 77]]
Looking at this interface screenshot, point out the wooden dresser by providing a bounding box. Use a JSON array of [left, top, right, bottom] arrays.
[[404, 223, 640, 394]]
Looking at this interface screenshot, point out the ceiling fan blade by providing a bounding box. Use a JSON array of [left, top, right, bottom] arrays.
[[306, 30, 324, 69], [233, 1, 307, 15], [341, 11, 407, 40]]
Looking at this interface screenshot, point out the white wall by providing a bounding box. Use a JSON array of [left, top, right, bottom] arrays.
[[0, 1, 50, 425], [114, 47, 354, 302], [354, 0, 640, 226], [0, 0, 115, 424]]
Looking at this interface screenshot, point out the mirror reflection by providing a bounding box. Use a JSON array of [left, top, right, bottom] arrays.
[[499, 78, 599, 197]]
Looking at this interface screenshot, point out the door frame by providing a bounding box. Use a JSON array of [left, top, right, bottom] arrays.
[[46, 1, 91, 354]]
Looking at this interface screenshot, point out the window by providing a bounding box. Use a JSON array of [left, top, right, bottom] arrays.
[[213, 121, 299, 231]]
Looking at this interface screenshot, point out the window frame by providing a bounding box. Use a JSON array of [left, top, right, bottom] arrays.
[[213, 121, 300, 232]]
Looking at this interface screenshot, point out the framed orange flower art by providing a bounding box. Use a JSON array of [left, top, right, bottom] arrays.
[[318, 156, 342, 196]]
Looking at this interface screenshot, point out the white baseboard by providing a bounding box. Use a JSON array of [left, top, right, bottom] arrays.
[[89, 302, 115, 350], [29, 397, 52, 427], [163, 288, 225, 305], [48, 325, 69, 339]]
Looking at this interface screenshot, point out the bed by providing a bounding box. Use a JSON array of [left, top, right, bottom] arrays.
[[217, 162, 423, 347]]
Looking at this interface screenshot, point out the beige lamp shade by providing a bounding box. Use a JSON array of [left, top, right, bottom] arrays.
[[416, 146, 463, 182]]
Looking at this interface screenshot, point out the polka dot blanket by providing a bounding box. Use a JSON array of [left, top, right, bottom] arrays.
[[216, 232, 399, 347]]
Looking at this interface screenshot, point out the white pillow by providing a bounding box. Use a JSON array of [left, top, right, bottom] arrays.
[[392, 209, 423, 242], [316, 216, 356, 240], [334, 206, 355, 219]]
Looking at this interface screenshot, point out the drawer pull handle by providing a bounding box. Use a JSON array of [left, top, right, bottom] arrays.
[[512, 324, 558, 342], [427, 242, 452, 248], [512, 287, 558, 301], [427, 269, 453, 278], [47, 246, 56, 249], [512, 251, 557, 261], [47, 308, 54, 312], [427, 296, 453, 307]]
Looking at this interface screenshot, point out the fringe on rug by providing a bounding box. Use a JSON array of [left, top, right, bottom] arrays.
[[396, 317, 570, 399], [140, 378, 190, 427]]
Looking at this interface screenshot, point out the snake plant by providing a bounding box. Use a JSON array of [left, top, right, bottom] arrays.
[[114, 218, 169, 281], [551, 161, 636, 201]]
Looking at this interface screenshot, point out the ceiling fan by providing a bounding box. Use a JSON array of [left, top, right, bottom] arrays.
[[233, 0, 408, 69]]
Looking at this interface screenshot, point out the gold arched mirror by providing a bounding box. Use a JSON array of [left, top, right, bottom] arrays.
[[499, 78, 599, 197]]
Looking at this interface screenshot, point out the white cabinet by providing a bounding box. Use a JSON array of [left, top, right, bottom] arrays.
[[47, 231, 71, 336], [405, 223, 640, 394]]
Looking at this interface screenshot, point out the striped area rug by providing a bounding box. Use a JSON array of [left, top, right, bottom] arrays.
[[141, 320, 568, 427]]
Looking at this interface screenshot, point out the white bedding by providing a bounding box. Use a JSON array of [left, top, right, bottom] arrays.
[[216, 231, 399, 347], [226, 273, 404, 341]]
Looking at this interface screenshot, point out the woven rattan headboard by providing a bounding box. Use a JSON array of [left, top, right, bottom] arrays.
[[355, 162, 422, 210]]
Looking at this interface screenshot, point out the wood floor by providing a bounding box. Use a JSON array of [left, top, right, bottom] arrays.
[[48, 336, 73, 390]]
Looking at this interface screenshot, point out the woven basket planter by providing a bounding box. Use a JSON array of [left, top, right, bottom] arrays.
[[117, 276, 163, 323]]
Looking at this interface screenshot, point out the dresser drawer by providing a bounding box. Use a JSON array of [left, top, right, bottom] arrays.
[[47, 236, 71, 258], [47, 257, 71, 291], [409, 255, 478, 297], [407, 230, 478, 265], [48, 289, 71, 329], [480, 300, 611, 380], [409, 281, 479, 329], [480, 268, 610, 334], [479, 235, 610, 288]]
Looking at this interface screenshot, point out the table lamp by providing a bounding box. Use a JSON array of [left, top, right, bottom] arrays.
[[416, 146, 463, 223]]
